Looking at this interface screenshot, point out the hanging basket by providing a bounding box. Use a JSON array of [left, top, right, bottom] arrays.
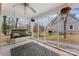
[[60, 7, 71, 15]]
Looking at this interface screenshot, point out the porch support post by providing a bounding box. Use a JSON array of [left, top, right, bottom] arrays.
[[44, 25, 46, 40], [31, 19, 35, 39], [37, 19, 39, 40]]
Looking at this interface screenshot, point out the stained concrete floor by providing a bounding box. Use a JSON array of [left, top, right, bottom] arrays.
[[11, 42, 60, 56]]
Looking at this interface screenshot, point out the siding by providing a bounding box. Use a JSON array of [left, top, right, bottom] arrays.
[[48, 15, 79, 34]]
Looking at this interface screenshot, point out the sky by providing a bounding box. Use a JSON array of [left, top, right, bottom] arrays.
[[19, 18, 30, 25], [18, 15, 53, 26], [71, 8, 79, 18]]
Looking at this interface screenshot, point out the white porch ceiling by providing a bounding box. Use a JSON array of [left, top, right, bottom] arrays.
[[1, 3, 64, 18], [1, 3, 78, 18]]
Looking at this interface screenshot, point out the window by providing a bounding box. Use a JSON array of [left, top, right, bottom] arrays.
[[70, 25, 73, 29]]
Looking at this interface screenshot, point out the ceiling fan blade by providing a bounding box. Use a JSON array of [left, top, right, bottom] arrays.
[[13, 3, 36, 13], [28, 6, 36, 13]]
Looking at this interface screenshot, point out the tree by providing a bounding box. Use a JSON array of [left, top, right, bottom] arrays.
[[15, 18, 19, 29], [2, 16, 9, 35], [61, 14, 68, 38], [60, 7, 71, 38]]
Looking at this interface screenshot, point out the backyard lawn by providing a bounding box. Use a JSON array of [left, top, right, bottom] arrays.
[[34, 33, 79, 44]]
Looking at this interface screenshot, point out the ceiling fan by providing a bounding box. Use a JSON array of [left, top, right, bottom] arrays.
[[13, 3, 36, 13]]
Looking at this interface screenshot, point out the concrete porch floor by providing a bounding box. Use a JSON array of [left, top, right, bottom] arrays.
[[11, 42, 60, 56], [0, 39, 74, 56]]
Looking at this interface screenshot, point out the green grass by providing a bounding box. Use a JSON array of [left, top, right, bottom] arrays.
[[47, 34, 79, 41], [34, 33, 79, 41]]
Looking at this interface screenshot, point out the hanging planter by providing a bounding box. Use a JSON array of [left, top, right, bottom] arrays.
[[60, 7, 71, 15]]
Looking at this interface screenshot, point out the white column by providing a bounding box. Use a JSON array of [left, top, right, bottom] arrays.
[[0, 3, 1, 15], [0, 4, 1, 31], [31, 22, 34, 39], [0, 16, 2, 33], [37, 20, 39, 40], [57, 17, 59, 48]]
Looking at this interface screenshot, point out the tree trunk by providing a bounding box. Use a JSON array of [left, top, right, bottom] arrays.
[[15, 18, 19, 29], [2, 16, 8, 35], [64, 21, 66, 38], [64, 14, 68, 39]]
